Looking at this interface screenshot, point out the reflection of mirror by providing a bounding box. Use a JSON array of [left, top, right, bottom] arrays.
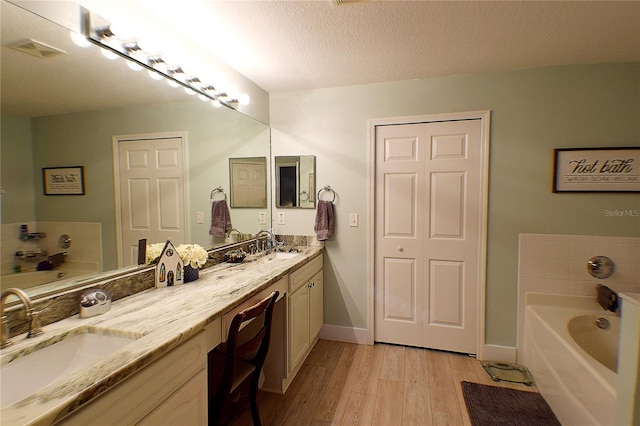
[[275, 156, 316, 209], [0, 2, 270, 295], [229, 157, 267, 208]]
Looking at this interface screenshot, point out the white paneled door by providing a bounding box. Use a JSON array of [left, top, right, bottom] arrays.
[[230, 159, 267, 207], [115, 135, 187, 267], [374, 119, 486, 355]]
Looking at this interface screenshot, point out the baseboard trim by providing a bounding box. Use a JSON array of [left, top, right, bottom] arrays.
[[481, 344, 517, 363], [318, 324, 370, 345]]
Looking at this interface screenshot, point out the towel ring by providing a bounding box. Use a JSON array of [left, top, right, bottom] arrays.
[[300, 190, 310, 202], [210, 186, 226, 202], [317, 185, 336, 202]]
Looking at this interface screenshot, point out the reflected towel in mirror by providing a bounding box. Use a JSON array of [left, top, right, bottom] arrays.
[[210, 200, 233, 238], [314, 200, 334, 241]]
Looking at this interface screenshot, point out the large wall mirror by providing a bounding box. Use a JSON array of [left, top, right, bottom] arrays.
[[275, 156, 316, 209], [1, 1, 271, 295]]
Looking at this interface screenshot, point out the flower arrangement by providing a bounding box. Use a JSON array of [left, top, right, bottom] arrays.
[[146, 242, 208, 269], [176, 244, 208, 269]]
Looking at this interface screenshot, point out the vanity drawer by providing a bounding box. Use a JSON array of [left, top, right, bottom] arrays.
[[289, 254, 323, 293]]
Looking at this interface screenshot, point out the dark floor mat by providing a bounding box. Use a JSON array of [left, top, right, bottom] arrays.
[[461, 381, 561, 426]]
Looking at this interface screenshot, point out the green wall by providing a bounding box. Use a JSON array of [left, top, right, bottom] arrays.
[[1, 114, 35, 223], [270, 62, 640, 347]]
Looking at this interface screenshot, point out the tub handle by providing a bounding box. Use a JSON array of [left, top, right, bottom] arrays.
[[587, 256, 615, 279]]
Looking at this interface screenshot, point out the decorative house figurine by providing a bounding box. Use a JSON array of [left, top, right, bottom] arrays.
[[155, 240, 184, 288]]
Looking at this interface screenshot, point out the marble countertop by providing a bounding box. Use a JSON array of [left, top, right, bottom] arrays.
[[1, 247, 322, 425]]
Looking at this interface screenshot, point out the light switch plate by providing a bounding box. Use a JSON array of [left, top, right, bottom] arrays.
[[196, 211, 204, 224], [349, 213, 359, 227], [278, 212, 286, 225], [258, 212, 266, 224]]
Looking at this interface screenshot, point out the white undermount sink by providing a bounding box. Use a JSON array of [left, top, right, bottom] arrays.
[[1, 328, 138, 408], [272, 251, 301, 260]]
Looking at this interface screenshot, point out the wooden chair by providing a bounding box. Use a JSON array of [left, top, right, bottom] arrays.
[[208, 291, 279, 426]]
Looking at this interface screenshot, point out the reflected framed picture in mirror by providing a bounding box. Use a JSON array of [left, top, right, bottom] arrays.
[[43, 166, 85, 195]]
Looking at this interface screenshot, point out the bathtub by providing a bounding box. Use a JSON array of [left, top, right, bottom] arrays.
[[522, 293, 619, 426], [0, 262, 99, 291]]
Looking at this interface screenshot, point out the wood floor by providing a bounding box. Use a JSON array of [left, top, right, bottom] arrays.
[[230, 339, 538, 426]]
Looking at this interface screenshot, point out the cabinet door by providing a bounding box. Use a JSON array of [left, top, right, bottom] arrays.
[[138, 368, 207, 425], [309, 270, 324, 340], [288, 284, 310, 373]]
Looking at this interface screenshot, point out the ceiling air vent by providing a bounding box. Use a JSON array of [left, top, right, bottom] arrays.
[[7, 39, 66, 58]]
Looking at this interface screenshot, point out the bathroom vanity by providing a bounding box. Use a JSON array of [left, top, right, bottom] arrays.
[[0, 247, 323, 425]]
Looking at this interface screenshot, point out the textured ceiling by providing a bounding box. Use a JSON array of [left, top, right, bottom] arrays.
[[136, 0, 640, 93], [3, 0, 639, 118]]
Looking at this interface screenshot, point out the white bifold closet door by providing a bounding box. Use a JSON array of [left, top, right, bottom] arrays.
[[374, 119, 484, 355]]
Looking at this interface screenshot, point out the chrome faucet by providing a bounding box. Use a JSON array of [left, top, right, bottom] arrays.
[[255, 230, 274, 252], [1, 288, 43, 348]]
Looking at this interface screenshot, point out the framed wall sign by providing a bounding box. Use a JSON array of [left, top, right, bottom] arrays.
[[43, 166, 85, 195], [553, 147, 640, 193]]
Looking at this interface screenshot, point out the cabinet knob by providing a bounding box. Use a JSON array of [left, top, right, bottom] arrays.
[[397, 246, 404, 252], [309, 282, 315, 288]]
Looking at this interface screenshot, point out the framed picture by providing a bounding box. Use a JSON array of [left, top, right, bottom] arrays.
[[553, 147, 640, 193], [43, 166, 85, 195]]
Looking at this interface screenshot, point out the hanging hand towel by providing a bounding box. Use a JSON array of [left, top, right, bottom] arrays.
[[314, 200, 334, 241], [209, 200, 232, 238]]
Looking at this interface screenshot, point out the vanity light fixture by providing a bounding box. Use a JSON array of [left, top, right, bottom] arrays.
[[77, 7, 250, 109]]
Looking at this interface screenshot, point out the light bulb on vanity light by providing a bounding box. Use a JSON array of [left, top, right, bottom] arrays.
[[101, 48, 119, 60], [148, 69, 164, 80], [127, 61, 144, 71], [70, 31, 91, 48], [211, 99, 222, 108], [238, 93, 250, 105]]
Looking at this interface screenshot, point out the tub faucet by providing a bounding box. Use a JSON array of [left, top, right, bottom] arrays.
[[1, 288, 43, 348]]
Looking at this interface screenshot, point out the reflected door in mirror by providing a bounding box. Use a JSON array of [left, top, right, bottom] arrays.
[[275, 156, 316, 209], [229, 158, 267, 208]]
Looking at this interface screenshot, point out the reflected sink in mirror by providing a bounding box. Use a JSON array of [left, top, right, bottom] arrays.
[[1, 328, 140, 408]]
